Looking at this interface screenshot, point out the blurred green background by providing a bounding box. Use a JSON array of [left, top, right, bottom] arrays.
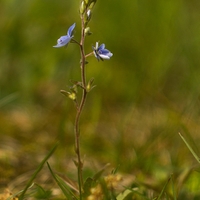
[[1, 0, 200, 197]]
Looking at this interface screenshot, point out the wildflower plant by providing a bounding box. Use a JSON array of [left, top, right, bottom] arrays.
[[53, 0, 113, 199]]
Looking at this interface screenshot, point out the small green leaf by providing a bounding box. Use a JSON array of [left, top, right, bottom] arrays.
[[83, 177, 94, 197], [34, 184, 52, 199], [157, 175, 171, 200], [70, 80, 85, 89], [111, 165, 120, 174], [86, 78, 96, 92], [116, 189, 133, 200], [73, 159, 79, 167]]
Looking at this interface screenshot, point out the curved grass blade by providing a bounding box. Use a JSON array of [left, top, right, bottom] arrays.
[[19, 142, 58, 200], [47, 162, 78, 200], [7, 183, 34, 200], [170, 174, 177, 200], [157, 175, 171, 200], [34, 183, 52, 199]]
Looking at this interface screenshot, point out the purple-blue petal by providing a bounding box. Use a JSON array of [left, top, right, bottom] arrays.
[[92, 42, 113, 61], [99, 49, 110, 54], [98, 43, 105, 50], [67, 23, 76, 37], [53, 35, 71, 48]]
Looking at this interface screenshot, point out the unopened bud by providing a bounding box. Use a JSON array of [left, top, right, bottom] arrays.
[[80, 1, 86, 14], [84, 27, 92, 36], [68, 92, 76, 100], [87, 9, 92, 21], [84, 0, 89, 5], [60, 90, 76, 101], [89, 2, 95, 9]]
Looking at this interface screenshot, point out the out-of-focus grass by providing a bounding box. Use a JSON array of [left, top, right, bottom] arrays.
[[1, 0, 200, 199]]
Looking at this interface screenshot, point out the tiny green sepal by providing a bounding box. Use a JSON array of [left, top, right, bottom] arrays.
[[70, 80, 85, 90], [60, 90, 69, 97], [73, 159, 79, 167], [86, 78, 96, 92], [69, 85, 78, 94], [60, 90, 76, 101]]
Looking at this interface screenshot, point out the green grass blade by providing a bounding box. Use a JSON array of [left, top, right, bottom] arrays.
[[19, 142, 58, 200], [7, 183, 34, 200], [170, 174, 177, 200], [157, 175, 171, 200], [179, 132, 200, 164], [34, 183, 52, 199], [47, 162, 78, 200]]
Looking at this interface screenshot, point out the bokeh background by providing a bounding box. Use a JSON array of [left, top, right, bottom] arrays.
[[1, 0, 200, 198]]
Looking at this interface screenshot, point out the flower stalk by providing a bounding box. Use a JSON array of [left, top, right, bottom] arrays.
[[53, 0, 113, 198], [74, 12, 88, 197]]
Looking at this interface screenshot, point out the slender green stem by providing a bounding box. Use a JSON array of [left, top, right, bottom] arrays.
[[71, 38, 81, 46], [85, 51, 94, 58], [74, 13, 88, 199]]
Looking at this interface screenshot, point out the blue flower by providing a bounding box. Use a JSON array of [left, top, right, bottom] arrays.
[[53, 23, 76, 48], [92, 42, 113, 61]]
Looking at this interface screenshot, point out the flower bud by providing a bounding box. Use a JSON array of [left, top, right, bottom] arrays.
[[84, 0, 89, 5], [89, 1, 95, 9], [87, 9, 92, 21], [69, 92, 76, 100], [60, 90, 76, 101], [80, 1, 86, 14], [84, 27, 92, 36]]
